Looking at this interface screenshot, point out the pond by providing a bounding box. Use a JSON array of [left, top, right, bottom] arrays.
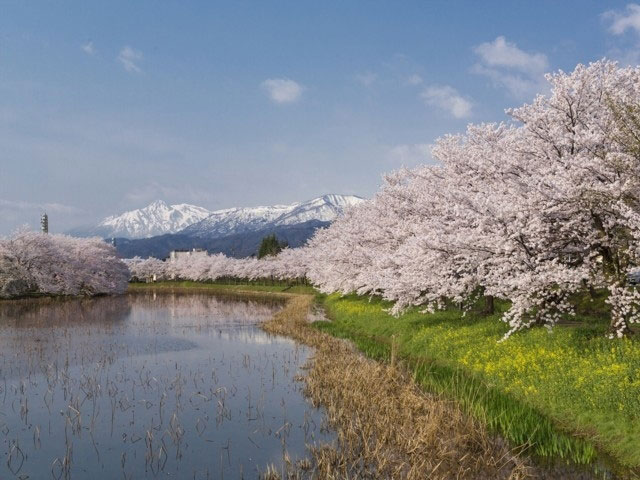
[[0, 290, 332, 479]]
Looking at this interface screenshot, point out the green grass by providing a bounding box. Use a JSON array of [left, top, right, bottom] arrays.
[[131, 281, 640, 475], [315, 294, 640, 475], [128, 280, 316, 295]]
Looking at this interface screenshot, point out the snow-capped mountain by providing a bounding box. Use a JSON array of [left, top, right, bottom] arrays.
[[71, 201, 212, 239], [69, 195, 365, 249], [181, 194, 364, 238]]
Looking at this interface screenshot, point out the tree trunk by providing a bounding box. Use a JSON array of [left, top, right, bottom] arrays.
[[482, 295, 495, 315]]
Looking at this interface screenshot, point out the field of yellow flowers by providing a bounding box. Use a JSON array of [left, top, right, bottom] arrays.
[[318, 293, 640, 474]]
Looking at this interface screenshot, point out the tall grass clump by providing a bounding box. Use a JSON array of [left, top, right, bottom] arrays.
[[316, 294, 640, 476]]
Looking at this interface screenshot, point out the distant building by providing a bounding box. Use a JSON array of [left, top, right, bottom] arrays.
[[168, 248, 208, 263], [111, 237, 117, 247], [40, 213, 48, 234]]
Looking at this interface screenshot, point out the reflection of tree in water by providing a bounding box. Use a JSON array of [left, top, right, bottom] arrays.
[[0, 292, 284, 379], [0, 291, 329, 479], [0, 296, 133, 378], [129, 290, 284, 328], [0, 295, 131, 329]]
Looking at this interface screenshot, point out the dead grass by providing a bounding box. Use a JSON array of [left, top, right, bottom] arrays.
[[261, 295, 598, 480]]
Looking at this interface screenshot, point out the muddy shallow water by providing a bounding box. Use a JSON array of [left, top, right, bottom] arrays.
[[0, 290, 332, 479]]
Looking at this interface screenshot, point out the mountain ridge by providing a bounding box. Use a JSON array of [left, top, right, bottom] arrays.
[[182, 194, 363, 238], [69, 194, 364, 241], [69, 200, 212, 239], [113, 219, 331, 259]]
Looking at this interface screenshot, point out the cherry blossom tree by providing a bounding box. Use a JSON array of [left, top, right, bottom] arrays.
[[0, 230, 129, 297], [119, 60, 640, 340], [306, 60, 640, 338]]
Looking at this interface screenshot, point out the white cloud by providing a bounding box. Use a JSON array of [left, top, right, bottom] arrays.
[[388, 143, 432, 166], [261, 78, 304, 104], [472, 36, 549, 100], [406, 74, 423, 86], [0, 199, 84, 235], [0, 199, 81, 214], [603, 4, 640, 35], [117, 46, 143, 73], [421, 85, 472, 119], [474, 36, 548, 76], [81, 41, 95, 55], [471, 64, 542, 100], [602, 4, 640, 65], [123, 182, 215, 207], [355, 72, 377, 87]]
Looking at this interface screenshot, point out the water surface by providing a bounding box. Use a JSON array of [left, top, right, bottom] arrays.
[[0, 291, 331, 479]]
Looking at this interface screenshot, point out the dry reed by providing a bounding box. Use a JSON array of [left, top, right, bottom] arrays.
[[262, 295, 597, 480]]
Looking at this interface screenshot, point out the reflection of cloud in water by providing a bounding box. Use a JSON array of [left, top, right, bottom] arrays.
[[0, 290, 333, 479], [0, 291, 284, 378], [214, 326, 296, 345]]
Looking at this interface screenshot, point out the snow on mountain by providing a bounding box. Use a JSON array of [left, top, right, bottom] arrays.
[[72, 201, 212, 239], [275, 194, 364, 225], [70, 195, 364, 240], [181, 194, 365, 238]]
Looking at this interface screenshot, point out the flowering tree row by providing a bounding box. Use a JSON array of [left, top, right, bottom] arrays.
[[127, 60, 640, 339], [126, 247, 309, 284], [306, 60, 640, 338], [0, 230, 129, 298]]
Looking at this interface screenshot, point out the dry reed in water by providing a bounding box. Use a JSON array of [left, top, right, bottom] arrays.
[[261, 295, 597, 480]]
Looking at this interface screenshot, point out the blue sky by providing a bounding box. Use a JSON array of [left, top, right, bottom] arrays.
[[2, 1, 640, 233]]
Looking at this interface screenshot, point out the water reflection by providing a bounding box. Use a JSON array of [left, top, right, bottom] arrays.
[[0, 291, 331, 479], [0, 295, 131, 328]]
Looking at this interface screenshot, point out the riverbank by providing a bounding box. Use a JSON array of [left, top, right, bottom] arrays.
[[131, 282, 615, 478], [318, 294, 640, 478], [261, 295, 551, 479]]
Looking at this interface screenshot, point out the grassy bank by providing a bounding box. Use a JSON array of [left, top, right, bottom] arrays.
[[260, 295, 570, 479], [316, 294, 640, 476], [129, 281, 636, 476]]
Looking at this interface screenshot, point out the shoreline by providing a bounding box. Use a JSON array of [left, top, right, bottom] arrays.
[[12, 281, 618, 476], [131, 282, 611, 478]]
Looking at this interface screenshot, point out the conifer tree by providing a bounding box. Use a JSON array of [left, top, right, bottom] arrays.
[[257, 234, 286, 259]]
